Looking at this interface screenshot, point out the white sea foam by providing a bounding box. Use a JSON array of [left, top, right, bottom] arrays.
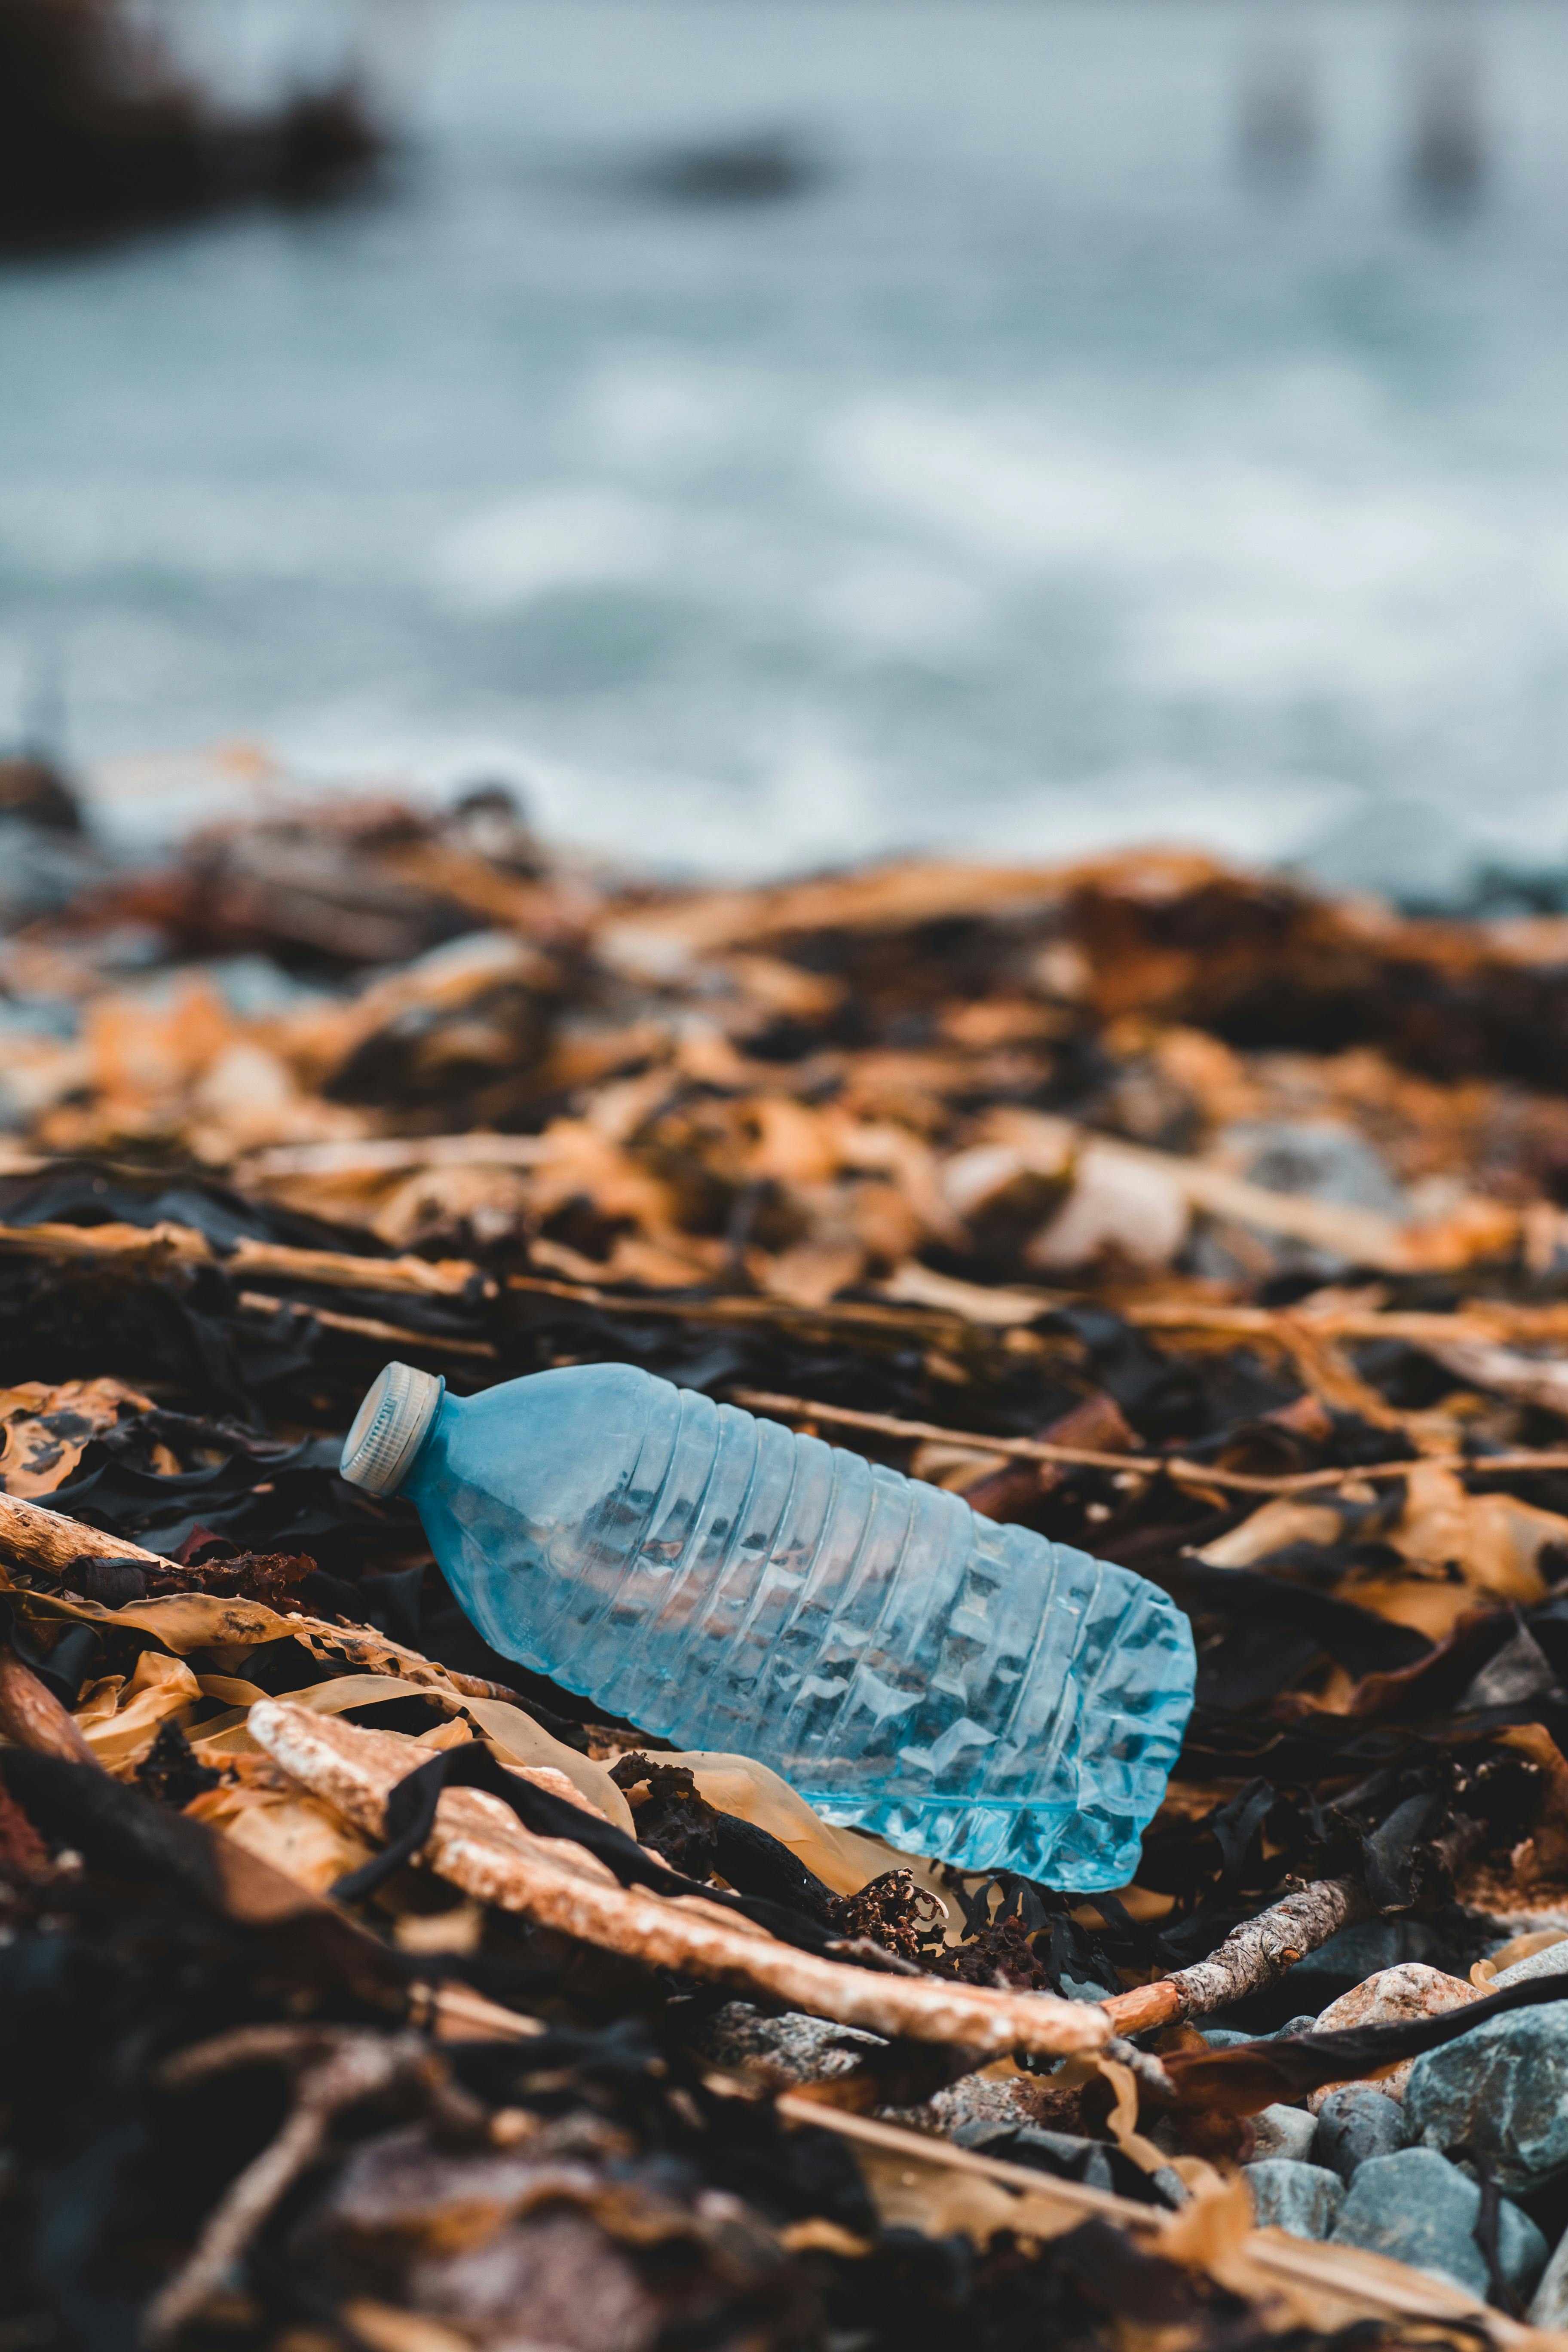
[[9, 0, 1568, 891]]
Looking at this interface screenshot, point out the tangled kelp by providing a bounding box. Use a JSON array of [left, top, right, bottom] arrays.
[[6, 795, 1568, 2346]]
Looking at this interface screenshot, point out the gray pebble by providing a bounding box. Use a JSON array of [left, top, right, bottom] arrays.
[[684, 2003, 881, 2085], [1312, 2086, 1406, 2182], [1489, 1939, 1568, 1992], [1243, 2159, 1344, 2240], [1330, 2148, 1547, 2302], [1528, 2225, 1568, 2329], [1251, 2104, 1318, 2164], [955, 2120, 1118, 2195], [1406, 2005, 1568, 2191], [1197, 2016, 1320, 2054]]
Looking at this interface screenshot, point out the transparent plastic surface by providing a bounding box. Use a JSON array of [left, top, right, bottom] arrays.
[[400, 1364, 1196, 1887]]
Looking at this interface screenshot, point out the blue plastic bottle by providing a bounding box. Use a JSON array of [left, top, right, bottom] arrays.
[[340, 1361, 1195, 1888]]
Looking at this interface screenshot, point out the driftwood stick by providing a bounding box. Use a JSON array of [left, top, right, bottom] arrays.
[[0, 1644, 100, 1767], [143, 2027, 469, 2344], [236, 1288, 497, 1360], [0, 1490, 167, 1574], [0, 1492, 522, 1706], [249, 1700, 1110, 2061], [731, 1388, 1568, 1499], [1100, 1876, 1375, 2035]]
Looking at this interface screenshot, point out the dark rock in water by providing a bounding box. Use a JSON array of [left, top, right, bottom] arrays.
[[1243, 2159, 1343, 2239], [639, 130, 821, 207], [1330, 2148, 1547, 2300], [1313, 2087, 1407, 2183], [0, 0, 381, 251], [1252, 2104, 1317, 2163], [1405, 2005, 1568, 2192]]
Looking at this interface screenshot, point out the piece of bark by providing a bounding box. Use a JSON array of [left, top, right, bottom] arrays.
[[0, 1642, 99, 1766], [0, 1489, 168, 1576], [248, 1700, 1110, 2061], [0, 1219, 482, 1300], [1101, 1875, 1375, 2035]]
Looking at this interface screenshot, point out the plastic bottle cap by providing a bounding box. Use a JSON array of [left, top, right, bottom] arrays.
[[340, 1361, 444, 1496]]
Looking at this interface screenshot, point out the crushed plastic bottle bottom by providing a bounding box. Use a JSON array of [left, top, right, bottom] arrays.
[[804, 1789, 1146, 1889]]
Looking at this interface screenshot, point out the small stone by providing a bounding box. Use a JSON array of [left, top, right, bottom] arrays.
[[1489, 1937, 1568, 1992], [1200, 2027, 1254, 2048], [1243, 2159, 1344, 2240], [1406, 2003, 1568, 2192], [685, 2003, 881, 2085], [1252, 2104, 1318, 2163], [1529, 2226, 1568, 2329], [1312, 2087, 1406, 2182], [1330, 2148, 1547, 2302], [1307, 1962, 1483, 2111], [1275, 1917, 1457, 2004], [953, 2119, 1186, 2209], [955, 2120, 1117, 2194]]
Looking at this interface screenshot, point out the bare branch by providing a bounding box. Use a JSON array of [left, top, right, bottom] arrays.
[[731, 1389, 1568, 1498], [1100, 1876, 1375, 2034], [248, 1700, 1109, 2063]]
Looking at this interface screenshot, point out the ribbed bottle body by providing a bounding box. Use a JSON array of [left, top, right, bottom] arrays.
[[402, 1364, 1194, 1887]]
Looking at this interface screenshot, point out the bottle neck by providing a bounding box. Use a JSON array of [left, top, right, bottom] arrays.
[[396, 1382, 453, 1500]]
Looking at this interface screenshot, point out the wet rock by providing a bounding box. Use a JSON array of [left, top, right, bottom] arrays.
[[1489, 1936, 1568, 1992], [956, 2119, 1117, 2195], [1406, 2004, 1568, 2192], [1271, 1917, 1459, 2007], [1528, 2226, 1568, 2330], [1312, 2087, 1406, 2182], [686, 2003, 881, 2086], [1252, 2104, 1317, 2164], [1307, 1962, 1483, 2111], [1243, 2159, 1344, 2239], [1330, 2148, 1547, 2301], [956, 2119, 1188, 2211]]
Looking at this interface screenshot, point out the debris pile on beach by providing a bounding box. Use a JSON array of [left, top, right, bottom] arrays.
[[7, 788, 1568, 2346]]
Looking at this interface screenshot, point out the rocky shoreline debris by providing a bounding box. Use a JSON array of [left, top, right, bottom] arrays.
[[7, 784, 1568, 2343]]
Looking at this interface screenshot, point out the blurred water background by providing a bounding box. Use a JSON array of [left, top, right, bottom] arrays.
[[4, 0, 1568, 896]]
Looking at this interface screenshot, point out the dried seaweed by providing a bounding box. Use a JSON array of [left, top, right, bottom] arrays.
[[8, 810, 1568, 2346]]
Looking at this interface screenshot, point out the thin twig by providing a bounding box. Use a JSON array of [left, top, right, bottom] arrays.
[[144, 2027, 481, 2344], [237, 1289, 497, 1360], [729, 1387, 1568, 1498], [1099, 1875, 1374, 2034], [506, 1271, 964, 1337]]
